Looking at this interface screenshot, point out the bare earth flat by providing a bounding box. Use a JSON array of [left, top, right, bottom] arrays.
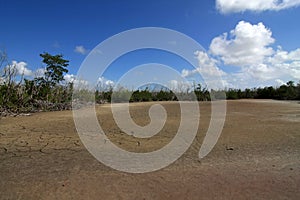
[[0, 100, 300, 199]]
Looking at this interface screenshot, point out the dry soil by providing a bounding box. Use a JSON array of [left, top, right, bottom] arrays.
[[0, 100, 300, 199]]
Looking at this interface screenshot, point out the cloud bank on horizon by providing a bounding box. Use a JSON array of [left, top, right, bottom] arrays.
[[216, 0, 300, 13], [176, 0, 300, 89], [182, 20, 300, 89]]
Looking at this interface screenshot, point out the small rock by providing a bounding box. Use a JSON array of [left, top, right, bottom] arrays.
[[226, 147, 234, 151]]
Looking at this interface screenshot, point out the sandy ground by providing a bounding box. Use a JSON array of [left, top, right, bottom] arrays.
[[0, 100, 300, 199]]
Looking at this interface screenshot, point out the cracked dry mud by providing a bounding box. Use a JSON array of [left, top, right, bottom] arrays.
[[0, 100, 300, 199]]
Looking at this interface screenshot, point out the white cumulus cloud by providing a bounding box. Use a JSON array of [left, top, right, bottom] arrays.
[[64, 74, 76, 83], [63, 74, 90, 88], [182, 51, 226, 77], [63, 74, 114, 90], [275, 79, 286, 86], [216, 0, 300, 13], [6, 61, 33, 76], [210, 21, 275, 66], [211, 21, 300, 87], [181, 51, 228, 89], [169, 80, 193, 93], [182, 21, 300, 89], [97, 76, 114, 91]]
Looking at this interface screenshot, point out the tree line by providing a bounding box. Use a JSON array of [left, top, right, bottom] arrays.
[[223, 81, 300, 100], [93, 80, 300, 103], [1, 51, 300, 115]]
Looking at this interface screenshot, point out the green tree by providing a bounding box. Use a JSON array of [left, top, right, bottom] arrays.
[[40, 52, 69, 87], [35, 53, 69, 103], [275, 81, 297, 100], [243, 88, 254, 98], [226, 89, 239, 100], [286, 81, 297, 100]]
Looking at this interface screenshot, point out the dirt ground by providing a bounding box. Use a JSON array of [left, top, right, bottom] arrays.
[[0, 100, 300, 199]]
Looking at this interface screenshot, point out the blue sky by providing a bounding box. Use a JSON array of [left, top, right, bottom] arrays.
[[1, 0, 300, 89]]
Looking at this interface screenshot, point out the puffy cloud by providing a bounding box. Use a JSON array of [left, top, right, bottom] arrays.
[[4, 61, 48, 79], [211, 21, 300, 87], [74, 45, 89, 55], [267, 48, 300, 79], [97, 76, 114, 90], [181, 51, 228, 89], [169, 80, 192, 92], [194, 51, 227, 77], [6, 61, 33, 76], [64, 74, 76, 83], [63, 75, 114, 90], [240, 63, 279, 81], [231, 46, 300, 84], [229, 50, 300, 88], [182, 21, 300, 89], [268, 47, 300, 64], [210, 21, 274, 66], [216, 0, 300, 13], [275, 79, 286, 86], [182, 51, 226, 77], [105, 80, 114, 86], [64, 74, 90, 88], [14, 61, 33, 76]]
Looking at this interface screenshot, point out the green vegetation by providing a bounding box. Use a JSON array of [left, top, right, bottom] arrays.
[[1, 51, 299, 115], [223, 81, 300, 100], [93, 81, 300, 103], [0, 51, 73, 114]]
